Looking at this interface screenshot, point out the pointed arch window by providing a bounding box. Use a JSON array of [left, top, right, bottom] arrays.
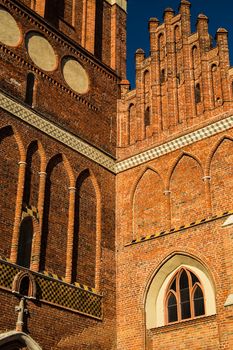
[[17, 218, 33, 268], [165, 268, 205, 324]]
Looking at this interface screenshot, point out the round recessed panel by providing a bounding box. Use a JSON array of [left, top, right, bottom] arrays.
[[62, 58, 89, 94], [26, 32, 57, 71], [0, 9, 21, 47]]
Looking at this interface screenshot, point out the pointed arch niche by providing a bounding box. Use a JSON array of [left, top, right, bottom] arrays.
[[133, 168, 166, 238], [169, 154, 206, 227], [73, 169, 100, 287], [41, 154, 70, 277], [145, 254, 216, 329], [128, 103, 136, 145], [210, 137, 233, 214], [0, 126, 21, 258]]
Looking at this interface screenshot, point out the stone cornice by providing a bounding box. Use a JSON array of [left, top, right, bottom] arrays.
[[0, 91, 233, 174]]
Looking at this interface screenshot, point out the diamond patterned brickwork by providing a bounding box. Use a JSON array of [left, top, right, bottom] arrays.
[[0, 259, 102, 319]]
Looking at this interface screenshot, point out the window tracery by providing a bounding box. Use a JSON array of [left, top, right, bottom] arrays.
[[165, 267, 205, 324]]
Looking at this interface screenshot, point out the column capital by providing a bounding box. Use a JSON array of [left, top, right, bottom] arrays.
[[68, 187, 76, 192], [202, 176, 211, 181], [164, 190, 171, 195]]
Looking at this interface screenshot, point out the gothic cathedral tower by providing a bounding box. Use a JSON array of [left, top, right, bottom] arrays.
[[0, 0, 126, 349]]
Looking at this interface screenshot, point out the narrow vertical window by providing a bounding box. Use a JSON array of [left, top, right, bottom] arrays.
[[193, 285, 205, 316], [158, 33, 165, 61], [167, 292, 178, 323], [192, 45, 198, 69], [195, 83, 201, 104], [144, 107, 151, 127], [160, 69, 165, 84], [25, 73, 35, 106], [179, 270, 191, 319]]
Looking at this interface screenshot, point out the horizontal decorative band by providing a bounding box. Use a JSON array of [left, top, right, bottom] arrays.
[[125, 210, 233, 247], [0, 258, 102, 319], [116, 116, 233, 173]]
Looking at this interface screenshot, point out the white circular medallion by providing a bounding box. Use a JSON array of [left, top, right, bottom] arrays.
[[26, 32, 57, 71], [62, 58, 89, 94], [0, 8, 21, 47]]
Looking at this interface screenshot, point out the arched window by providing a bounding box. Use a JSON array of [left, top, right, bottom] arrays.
[[19, 275, 30, 296], [17, 218, 33, 268], [165, 268, 205, 324], [25, 73, 35, 106], [158, 33, 165, 61], [12, 271, 37, 299], [192, 45, 198, 69]]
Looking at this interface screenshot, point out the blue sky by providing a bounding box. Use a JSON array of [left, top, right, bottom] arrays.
[[127, 0, 233, 87]]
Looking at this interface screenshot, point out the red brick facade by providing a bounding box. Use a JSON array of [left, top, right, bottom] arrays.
[[0, 0, 232, 349]]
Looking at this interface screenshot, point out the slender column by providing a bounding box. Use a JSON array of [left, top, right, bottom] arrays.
[[65, 186, 76, 283], [38, 172, 47, 232], [203, 176, 212, 216], [95, 201, 101, 291], [135, 49, 145, 141], [81, 0, 87, 47], [30, 171, 47, 272], [10, 161, 26, 263], [84, 0, 96, 54], [35, 0, 46, 16], [164, 190, 172, 229], [148, 18, 160, 135]]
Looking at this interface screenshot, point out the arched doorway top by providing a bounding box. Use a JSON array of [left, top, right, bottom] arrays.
[[0, 331, 42, 350]]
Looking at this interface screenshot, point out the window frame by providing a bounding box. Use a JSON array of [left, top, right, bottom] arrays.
[[164, 267, 206, 324]]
